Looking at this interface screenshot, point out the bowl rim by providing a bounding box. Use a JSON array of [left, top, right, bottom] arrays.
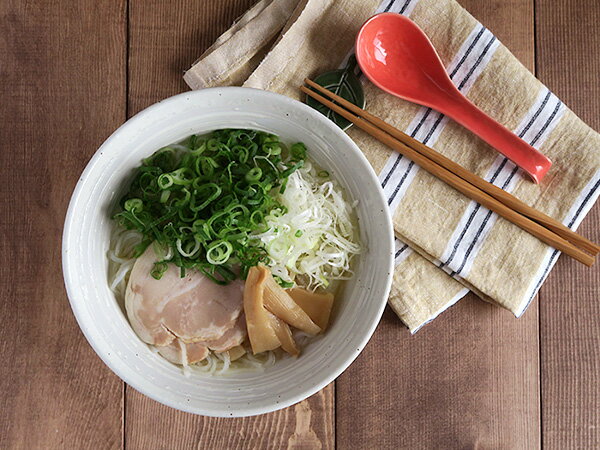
[[62, 87, 394, 417]]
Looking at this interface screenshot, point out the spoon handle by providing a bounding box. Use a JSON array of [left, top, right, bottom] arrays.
[[439, 94, 552, 183]]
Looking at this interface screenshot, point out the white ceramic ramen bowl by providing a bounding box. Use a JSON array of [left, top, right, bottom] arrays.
[[62, 87, 394, 417]]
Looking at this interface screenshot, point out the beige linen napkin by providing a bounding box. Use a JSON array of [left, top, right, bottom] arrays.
[[184, 0, 600, 332]]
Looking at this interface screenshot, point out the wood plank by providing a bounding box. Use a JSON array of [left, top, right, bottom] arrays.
[[336, 1, 542, 448], [125, 1, 334, 448], [536, 0, 600, 447], [126, 387, 333, 449], [128, 0, 260, 115], [0, 0, 126, 449], [337, 302, 540, 448]]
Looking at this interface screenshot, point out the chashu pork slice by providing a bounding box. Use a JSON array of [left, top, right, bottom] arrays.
[[158, 339, 210, 365], [157, 314, 247, 365], [204, 313, 247, 352], [125, 246, 245, 347]]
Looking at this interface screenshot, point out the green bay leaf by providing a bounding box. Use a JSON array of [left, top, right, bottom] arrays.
[[305, 55, 365, 131]]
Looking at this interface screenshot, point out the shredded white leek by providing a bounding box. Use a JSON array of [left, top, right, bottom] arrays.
[[253, 160, 361, 290]]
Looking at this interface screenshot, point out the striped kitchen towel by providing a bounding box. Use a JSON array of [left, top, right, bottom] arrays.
[[184, 0, 600, 332]]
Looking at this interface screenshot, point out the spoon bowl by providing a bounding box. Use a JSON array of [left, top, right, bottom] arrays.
[[355, 13, 552, 183]]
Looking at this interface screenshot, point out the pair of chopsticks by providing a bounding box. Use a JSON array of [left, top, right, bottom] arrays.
[[301, 79, 600, 266]]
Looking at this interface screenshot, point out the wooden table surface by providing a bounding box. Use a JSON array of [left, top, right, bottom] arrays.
[[2, 0, 599, 448]]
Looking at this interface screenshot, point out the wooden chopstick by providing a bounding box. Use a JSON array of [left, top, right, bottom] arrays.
[[304, 78, 600, 257], [301, 83, 596, 267]]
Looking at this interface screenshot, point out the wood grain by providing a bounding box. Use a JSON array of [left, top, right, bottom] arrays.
[[0, 0, 126, 448], [126, 386, 333, 449], [337, 303, 540, 448], [536, 0, 600, 448], [128, 0, 259, 115], [126, 1, 334, 448], [2, 0, 599, 448], [336, 1, 542, 448]]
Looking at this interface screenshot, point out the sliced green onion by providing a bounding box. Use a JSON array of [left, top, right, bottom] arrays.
[[290, 142, 307, 160], [250, 210, 264, 227], [187, 135, 198, 149], [206, 240, 233, 265], [124, 198, 143, 213], [231, 145, 249, 163], [263, 142, 281, 156], [114, 129, 309, 283], [191, 142, 206, 155], [173, 188, 191, 208], [274, 276, 294, 288], [151, 261, 168, 280], [207, 138, 220, 151], [245, 167, 262, 182], [157, 174, 174, 189], [190, 183, 221, 211], [176, 237, 201, 257], [195, 156, 218, 178], [159, 190, 170, 203], [281, 159, 304, 178], [169, 168, 194, 186]]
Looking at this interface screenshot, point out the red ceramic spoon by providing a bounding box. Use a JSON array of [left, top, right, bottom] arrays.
[[355, 13, 552, 183]]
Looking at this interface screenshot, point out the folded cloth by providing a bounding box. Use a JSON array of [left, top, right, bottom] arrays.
[[184, 0, 301, 89], [184, 0, 600, 332]]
